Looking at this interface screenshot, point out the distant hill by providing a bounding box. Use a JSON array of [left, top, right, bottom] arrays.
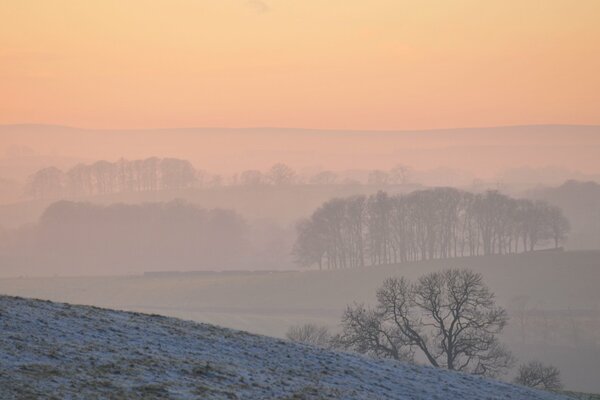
[[0, 295, 568, 399], [1, 123, 599, 179]]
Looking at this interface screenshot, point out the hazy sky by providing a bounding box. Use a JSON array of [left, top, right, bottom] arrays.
[[1, 0, 599, 130]]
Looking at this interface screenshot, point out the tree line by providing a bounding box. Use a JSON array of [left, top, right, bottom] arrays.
[[0, 200, 296, 275], [26, 158, 198, 199], [25, 159, 415, 200], [25, 159, 302, 199], [293, 189, 570, 269]]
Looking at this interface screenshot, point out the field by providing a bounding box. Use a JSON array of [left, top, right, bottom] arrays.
[[0, 295, 571, 399], [1, 250, 599, 392]]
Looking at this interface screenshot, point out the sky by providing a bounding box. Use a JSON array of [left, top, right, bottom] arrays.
[[0, 0, 599, 130]]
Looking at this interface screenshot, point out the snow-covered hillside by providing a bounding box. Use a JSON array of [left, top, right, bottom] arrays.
[[0, 296, 569, 399]]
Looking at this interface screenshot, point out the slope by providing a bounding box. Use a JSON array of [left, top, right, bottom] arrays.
[[0, 295, 568, 400]]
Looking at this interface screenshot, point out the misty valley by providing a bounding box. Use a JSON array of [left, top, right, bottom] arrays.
[[0, 151, 599, 397], [2, 2, 600, 396]]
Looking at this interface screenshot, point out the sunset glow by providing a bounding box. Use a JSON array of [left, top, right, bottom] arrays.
[[1, 0, 599, 129]]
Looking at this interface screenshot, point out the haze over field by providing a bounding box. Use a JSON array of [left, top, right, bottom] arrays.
[[2, 124, 600, 182], [1, 1, 599, 398]]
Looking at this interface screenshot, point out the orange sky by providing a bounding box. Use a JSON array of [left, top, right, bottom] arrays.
[[1, 0, 599, 130]]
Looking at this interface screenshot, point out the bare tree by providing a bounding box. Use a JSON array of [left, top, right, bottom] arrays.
[[286, 324, 332, 348], [336, 269, 514, 377], [292, 218, 326, 269], [160, 158, 196, 190], [268, 163, 296, 186], [546, 205, 570, 249], [335, 303, 414, 361], [91, 160, 117, 194], [514, 361, 563, 390], [26, 167, 64, 199], [389, 164, 412, 185]]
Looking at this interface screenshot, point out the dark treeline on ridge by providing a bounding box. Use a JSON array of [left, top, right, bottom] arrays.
[[293, 189, 570, 269]]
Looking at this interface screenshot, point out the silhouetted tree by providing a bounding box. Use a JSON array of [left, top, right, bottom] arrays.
[[286, 324, 332, 348], [293, 219, 327, 269], [91, 160, 116, 194], [546, 205, 570, 248], [337, 269, 514, 377], [514, 361, 563, 390], [26, 167, 64, 199], [160, 158, 196, 190], [389, 164, 411, 185], [268, 163, 296, 186]]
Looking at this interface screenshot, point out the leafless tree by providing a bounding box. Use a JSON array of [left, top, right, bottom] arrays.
[[334, 303, 414, 361], [292, 218, 327, 269], [336, 269, 514, 377], [91, 160, 117, 194], [66, 163, 93, 196], [286, 324, 332, 348], [160, 158, 196, 190], [389, 164, 412, 184], [366, 191, 393, 265], [268, 163, 296, 186], [25, 167, 64, 199], [514, 361, 563, 390], [546, 205, 570, 248]]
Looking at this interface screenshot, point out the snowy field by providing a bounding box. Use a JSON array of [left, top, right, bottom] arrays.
[[0, 295, 571, 399], [0, 251, 599, 393]]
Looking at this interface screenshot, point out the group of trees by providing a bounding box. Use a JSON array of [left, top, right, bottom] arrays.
[[1, 200, 248, 273], [0, 199, 298, 275], [25, 158, 416, 200], [234, 164, 411, 187], [25, 160, 305, 200], [26, 158, 197, 199], [286, 269, 563, 390], [235, 163, 297, 186], [293, 189, 570, 269]]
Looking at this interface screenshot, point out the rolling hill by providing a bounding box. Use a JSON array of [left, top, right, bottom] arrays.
[[1, 250, 598, 393], [0, 295, 569, 399]]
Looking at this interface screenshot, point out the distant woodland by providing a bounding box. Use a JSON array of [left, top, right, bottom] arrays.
[[1, 157, 591, 276], [25, 158, 198, 198], [24, 158, 410, 199], [294, 189, 570, 269], [0, 200, 293, 275]]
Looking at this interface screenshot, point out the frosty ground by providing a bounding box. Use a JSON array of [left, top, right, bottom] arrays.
[[0, 295, 569, 399]]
